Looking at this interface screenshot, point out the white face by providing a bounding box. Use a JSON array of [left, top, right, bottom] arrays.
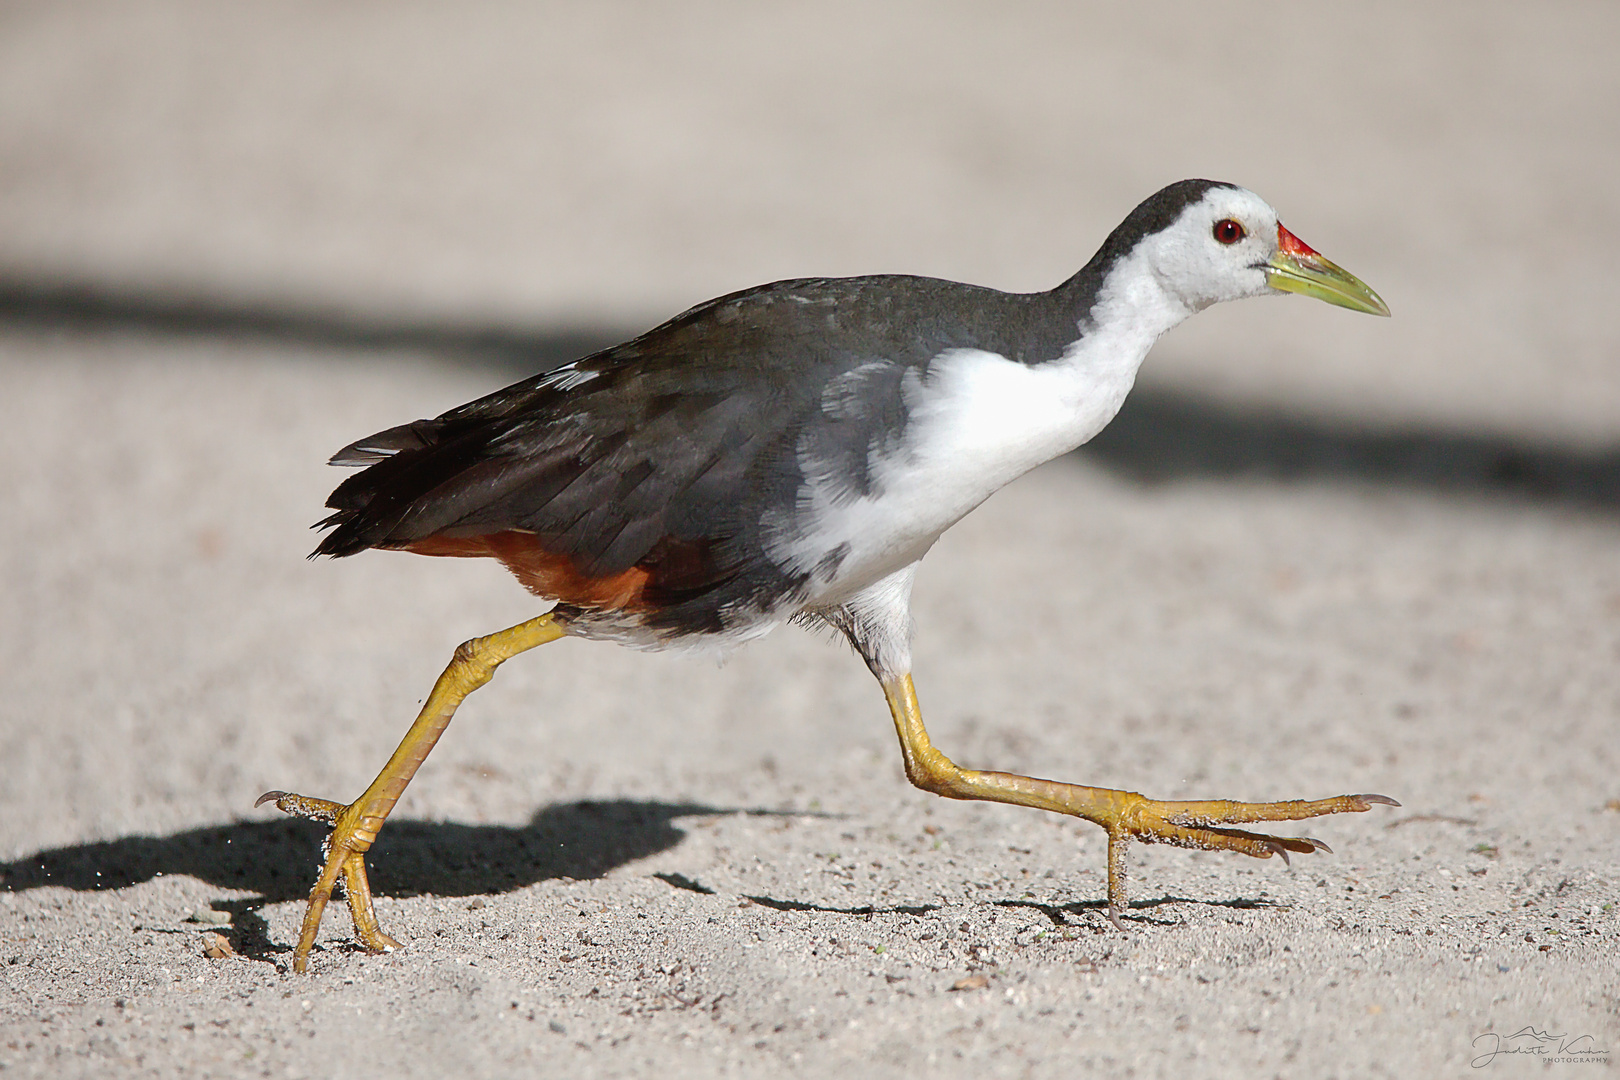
[[1140, 186, 1281, 312]]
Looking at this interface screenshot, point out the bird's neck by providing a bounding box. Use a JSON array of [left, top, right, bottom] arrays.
[[1050, 237, 1196, 358], [1009, 245, 1193, 451]]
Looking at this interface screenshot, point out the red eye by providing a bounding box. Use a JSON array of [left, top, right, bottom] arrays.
[[1213, 219, 1245, 245]]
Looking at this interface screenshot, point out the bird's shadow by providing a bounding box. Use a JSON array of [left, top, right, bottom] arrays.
[[0, 800, 1284, 924], [0, 799, 755, 904], [995, 893, 1287, 929], [1, 801, 1304, 967]]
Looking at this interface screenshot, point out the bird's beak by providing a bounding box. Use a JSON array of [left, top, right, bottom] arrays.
[[1265, 223, 1390, 316]]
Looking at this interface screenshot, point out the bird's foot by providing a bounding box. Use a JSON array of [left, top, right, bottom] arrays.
[[256, 790, 402, 972], [253, 616, 571, 973], [879, 674, 1398, 929], [1098, 791, 1399, 928]]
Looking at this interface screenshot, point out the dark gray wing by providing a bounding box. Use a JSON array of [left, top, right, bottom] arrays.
[[315, 274, 1061, 621]]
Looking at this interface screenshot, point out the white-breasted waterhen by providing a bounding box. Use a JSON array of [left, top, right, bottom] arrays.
[[260, 179, 1396, 972]]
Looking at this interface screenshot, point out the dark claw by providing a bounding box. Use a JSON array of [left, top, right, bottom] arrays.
[[1304, 837, 1332, 854], [1268, 842, 1291, 867], [1358, 794, 1401, 807], [1107, 905, 1127, 932], [255, 791, 342, 824]]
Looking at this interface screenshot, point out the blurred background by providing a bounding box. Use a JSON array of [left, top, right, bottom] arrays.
[[2, 6, 1618, 1072], [4, 1, 1616, 436], [3, 0, 1617, 848]]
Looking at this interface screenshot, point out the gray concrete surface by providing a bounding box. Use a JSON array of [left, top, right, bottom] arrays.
[[2, 3, 1617, 1077]]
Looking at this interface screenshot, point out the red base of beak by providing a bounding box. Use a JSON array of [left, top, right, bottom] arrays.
[[1277, 222, 1321, 259]]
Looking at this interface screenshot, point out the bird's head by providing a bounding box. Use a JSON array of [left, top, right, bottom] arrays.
[[1128, 182, 1389, 318]]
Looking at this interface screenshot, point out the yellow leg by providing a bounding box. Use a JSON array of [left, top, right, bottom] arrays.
[[259, 611, 567, 972], [881, 673, 1396, 928]]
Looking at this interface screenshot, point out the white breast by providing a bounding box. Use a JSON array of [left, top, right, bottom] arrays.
[[758, 240, 1195, 611], [771, 347, 1161, 611]]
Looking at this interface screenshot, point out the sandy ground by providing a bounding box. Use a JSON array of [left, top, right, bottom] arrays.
[[2, 4, 1618, 1077]]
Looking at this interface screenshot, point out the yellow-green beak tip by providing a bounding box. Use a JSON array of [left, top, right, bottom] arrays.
[[1265, 223, 1390, 317]]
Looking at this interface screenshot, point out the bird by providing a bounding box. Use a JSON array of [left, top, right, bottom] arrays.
[[259, 178, 1397, 973]]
